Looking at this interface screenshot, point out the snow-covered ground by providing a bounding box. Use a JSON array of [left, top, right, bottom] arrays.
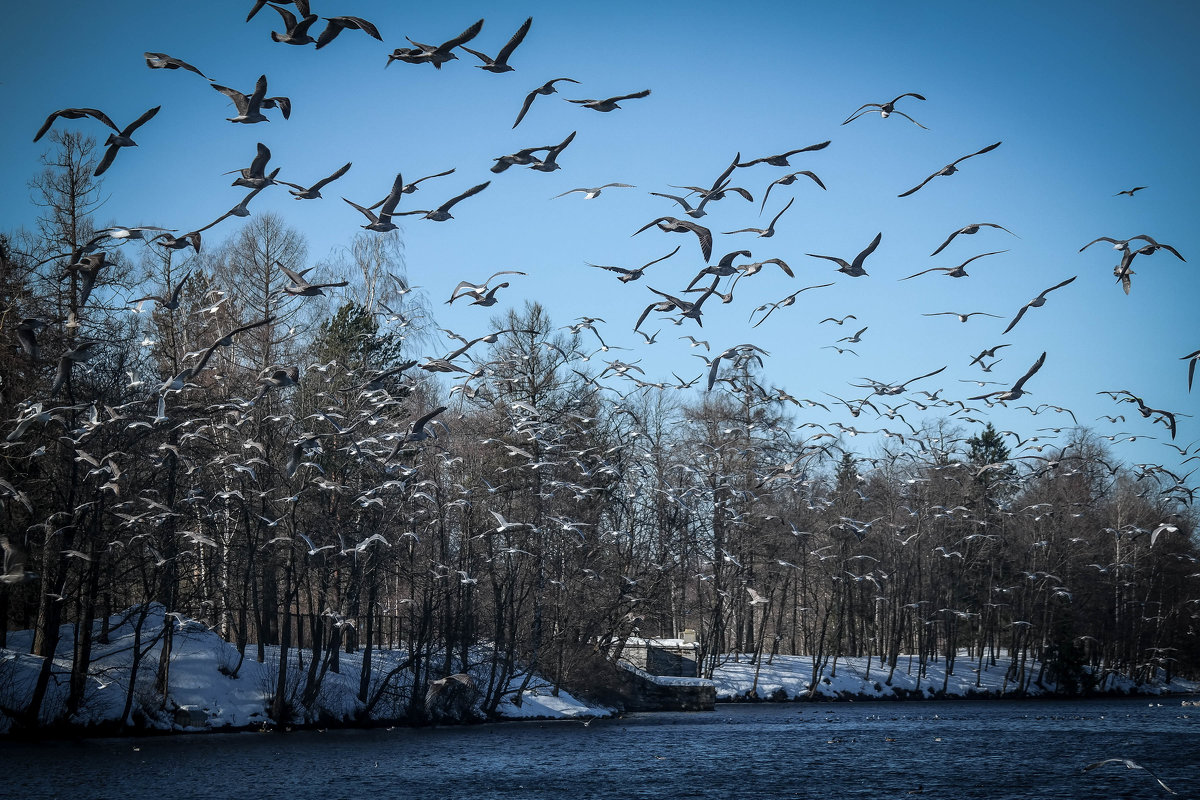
[[708, 651, 1200, 701], [2, 607, 1195, 736], [0, 605, 605, 735]]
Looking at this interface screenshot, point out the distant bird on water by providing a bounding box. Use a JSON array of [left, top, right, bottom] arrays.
[[898, 141, 1002, 198]]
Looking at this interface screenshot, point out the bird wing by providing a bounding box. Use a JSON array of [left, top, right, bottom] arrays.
[[93, 143, 122, 177], [610, 89, 652, 102], [951, 140, 1003, 166], [1010, 352, 1047, 393], [889, 92, 927, 104], [121, 105, 161, 136], [1038, 274, 1078, 298], [378, 173, 406, 217], [1078, 236, 1119, 252], [512, 89, 540, 128], [438, 18, 484, 52], [890, 109, 929, 129], [852, 232, 883, 271], [1001, 304, 1029, 335], [309, 161, 352, 191], [495, 16, 532, 63], [437, 181, 490, 213], [248, 142, 272, 175], [34, 108, 121, 142], [212, 82, 250, 115], [898, 170, 940, 198]]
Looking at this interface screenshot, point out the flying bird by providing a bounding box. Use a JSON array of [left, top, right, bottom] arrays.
[[512, 77, 579, 128], [266, 2, 319, 45], [898, 141, 1002, 198], [277, 161, 352, 199], [759, 170, 825, 213], [94, 106, 161, 176], [807, 232, 882, 277], [723, 197, 794, 238], [901, 250, 1007, 280], [842, 92, 927, 127], [460, 16, 531, 72], [750, 283, 834, 328], [556, 183, 635, 200], [344, 172, 405, 232], [1082, 758, 1176, 795], [1182, 348, 1199, 392], [921, 311, 1002, 323], [587, 246, 679, 284], [314, 15, 383, 49], [143, 52, 210, 79], [632, 217, 713, 261], [191, 316, 276, 374], [212, 75, 290, 123], [1002, 276, 1077, 335], [397, 181, 490, 221], [226, 142, 276, 189], [929, 222, 1017, 256], [969, 352, 1046, 402], [130, 272, 191, 311], [386, 19, 484, 69], [566, 89, 651, 112], [33, 107, 119, 142], [735, 140, 830, 168], [1114, 186, 1147, 197], [279, 263, 349, 296]]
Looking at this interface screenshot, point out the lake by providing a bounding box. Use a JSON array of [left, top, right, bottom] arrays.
[[4, 698, 1195, 799]]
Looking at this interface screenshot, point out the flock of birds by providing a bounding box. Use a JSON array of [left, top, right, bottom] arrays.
[[6, 6, 1198, 652]]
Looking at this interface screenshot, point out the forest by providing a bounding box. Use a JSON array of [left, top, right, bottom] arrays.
[[1, 133, 1196, 728]]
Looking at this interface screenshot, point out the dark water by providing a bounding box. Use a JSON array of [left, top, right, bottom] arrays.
[[4, 698, 1196, 799]]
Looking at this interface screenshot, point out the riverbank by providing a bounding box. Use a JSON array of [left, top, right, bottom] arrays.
[[3, 607, 1195, 737]]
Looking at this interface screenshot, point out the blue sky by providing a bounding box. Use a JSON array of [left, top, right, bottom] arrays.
[[3, 1, 1197, 476]]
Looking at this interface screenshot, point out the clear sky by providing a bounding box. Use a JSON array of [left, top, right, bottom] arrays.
[[3, 1, 1197, 478]]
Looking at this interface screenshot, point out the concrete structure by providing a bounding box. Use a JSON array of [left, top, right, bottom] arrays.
[[620, 631, 701, 678]]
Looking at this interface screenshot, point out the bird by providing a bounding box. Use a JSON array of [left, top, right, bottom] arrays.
[[929, 223, 1017, 257], [1082, 758, 1176, 795], [735, 141, 831, 168], [854, 366, 947, 396], [566, 89, 652, 112], [819, 315, 856, 325], [969, 344, 1011, 366], [746, 587, 769, 606], [898, 141, 1002, 197], [922, 311, 1002, 323], [33, 107, 119, 142], [705, 344, 770, 391], [468, 283, 509, 307], [279, 263, 349, 296], [723, 197, 794, 237], [130, 272, 191, 311], [344, 173, 405, 232], [425, 673, 474, 707], [1182, 348, 1200, 392], [226, 142, 276, 189], [633, 217, 713, 261], [387, 407, 449, 459], [460, 16, 531, 72], [277, 161, 352, 199], [838, 325, 869, 344], [94, 106, 161, 176], [555, 183, 635, 200], [587, 246, 678, 283], [448, 271, 527, 304], [1002, 276, 1077, 335], [64, 252, 111, 308], [1114, 186, 1148, 197], [969, 352, 1046, 402], [386, 19, 484, 69], [528, 131, 576, 172], [759, 170, 825, 213], [750, 283, 834, 328], [647, 280, 721, 328], [211, 75, 289, 124], [314, 15, 383, 49], [251, 365, 300, 404], [16, 318, 47, 360], [49, 341, 102, 396], [266, 2, 319, 45], [512, 78, 579, 128], [901, 250, 1008, 280], [143, 52, 210, 79], [806, 232, 882, 277], [397, 181, 490, 221], [842, 93, 927, 127], [1, 535, 36, 585], [190, 316, 276, 374]]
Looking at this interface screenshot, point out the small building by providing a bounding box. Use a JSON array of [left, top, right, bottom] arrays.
[[621, 630, 701, 678]]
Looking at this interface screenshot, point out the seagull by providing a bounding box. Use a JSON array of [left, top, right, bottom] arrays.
[[724, 197, 794, 238], [386, 19, 484, 69], [735, 140, 830, 168], [1114, 186, 1148, 197], [969, 343, 1011, 366], [226, 142, 276, 189], [279, 263, 349, 296], [587, 246, 678, 283], [266, 2, 319, 45], [512, 77, 579, 128], [130, 272, 191, 311], [969, 352, 1046, 402], [1182, 348, 1200, 392], [921, 311, 1002, 323], [750, 282, 835, 328], [64, 252, 111, 308], [314, 15, 383, 49], [33, 107, 119, 142], [555, 183, 635, 200], [94, 106, 161, 176], [190, 316, 276, 374], [705, 344, 770, 391], [807, 232, 882, 277], [386, 406, 449, 459], [746, 587, 769, 606], [460, 16, 531, 72], [143, 52, 210, 79], [16, 318, 46, 360], [212, 75, 290, 123], [566, 89, 651, 112], [632, 217, 713, 261], [901, 250, 1008, 280], [842, 93, 927, 127], [528, 131, 576, 172], [1002, 276, 1077, 335], [647, 280, 721, 328], [344, 172, 405, 232], [820, 315, 856, 325], [898, 141, 1002, 198], [759, 170, 825, 213], [854, 366, 947, 396], [448, 271, 527, 304], [1082, 758, 1176, 795], [838, 326, 869, 344], [277, 161, 352, 199], [929, 223, 1017, 256], [50, 341, 102, 396], [396, 181, 490, 221]]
